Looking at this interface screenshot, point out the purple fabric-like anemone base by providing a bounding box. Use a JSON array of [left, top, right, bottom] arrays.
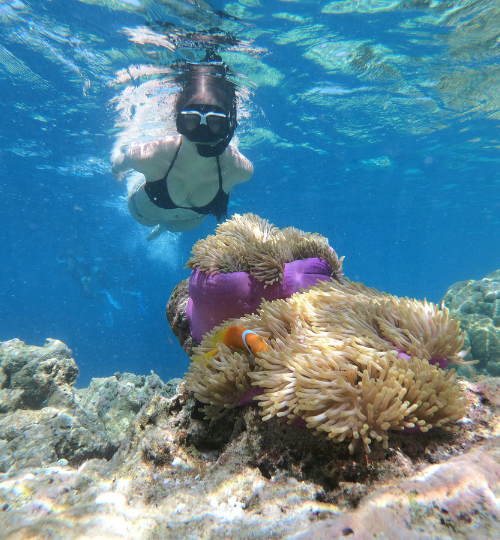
[[396, 348, 450, 370], [186, 257, 333, 342]]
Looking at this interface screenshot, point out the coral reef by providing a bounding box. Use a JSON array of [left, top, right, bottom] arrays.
[[2, 337, 500, 538], [186, 279, 475, 453], [184, 213, 343, 341], [0, 339, 181, 471], [442, 269, 500, 375], [0, 339, 115, 471]]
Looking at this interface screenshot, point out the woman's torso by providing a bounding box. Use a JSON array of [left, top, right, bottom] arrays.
[[132, 136, 244, 223]]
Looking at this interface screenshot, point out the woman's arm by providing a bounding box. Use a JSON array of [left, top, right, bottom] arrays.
[[223, 147, 254, 193], [238, 154, 254, 183], [111, 137, 178, 182]]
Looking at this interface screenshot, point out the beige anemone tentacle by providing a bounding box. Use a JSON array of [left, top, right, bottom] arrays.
[[185, 213, 343, 284]]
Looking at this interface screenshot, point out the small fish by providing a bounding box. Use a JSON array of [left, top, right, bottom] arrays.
[[197, 326, 268, 361]]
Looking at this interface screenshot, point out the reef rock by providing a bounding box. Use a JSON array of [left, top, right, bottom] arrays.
[[442, 269, 500, 374], [165, 277, 195, 355], [76, 371, 182, 444], [291, 436, 500, 540], [0, 339, 184, 475], [0, 406, 116, 472], [0, 339, 118, 472], [0, 338, 79, 412]]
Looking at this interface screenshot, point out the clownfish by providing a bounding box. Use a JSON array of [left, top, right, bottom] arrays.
[[197, 325, 268, 361]]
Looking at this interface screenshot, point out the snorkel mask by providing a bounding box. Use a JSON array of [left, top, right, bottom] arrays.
[[174, 60, 238, 157], [176, 101, 237, 157]]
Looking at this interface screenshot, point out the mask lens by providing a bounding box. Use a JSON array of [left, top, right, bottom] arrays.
[[207, 114, 228, 134], [179, 113, 201, 132]]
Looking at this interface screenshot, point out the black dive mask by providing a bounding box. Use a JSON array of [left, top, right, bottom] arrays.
[[176, 103, 237, 158]]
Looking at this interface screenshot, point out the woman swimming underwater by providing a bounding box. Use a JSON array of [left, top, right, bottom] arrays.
[[111, 61, 254, 240]]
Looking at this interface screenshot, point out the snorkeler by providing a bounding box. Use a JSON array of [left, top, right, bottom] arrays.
[[58, 251, 123, 326], [111, 60, 254, 240]]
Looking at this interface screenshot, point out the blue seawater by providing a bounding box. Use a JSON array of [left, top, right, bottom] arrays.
[[1, 0, 499, 387]]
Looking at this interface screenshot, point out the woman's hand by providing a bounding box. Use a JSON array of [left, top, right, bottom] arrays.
[[111, 154, 128, 182], [111, 167, 126, 182]]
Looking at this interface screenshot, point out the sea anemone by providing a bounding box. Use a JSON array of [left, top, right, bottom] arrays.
[[185, 213, 344, 342], [184, 279, 474, 453], [186, 213, 343, 285]]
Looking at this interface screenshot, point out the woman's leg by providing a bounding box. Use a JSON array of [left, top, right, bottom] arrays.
[[146, 216, 207, 240]]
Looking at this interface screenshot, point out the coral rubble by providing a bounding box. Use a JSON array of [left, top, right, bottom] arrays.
[[186, 279, 475, 453]]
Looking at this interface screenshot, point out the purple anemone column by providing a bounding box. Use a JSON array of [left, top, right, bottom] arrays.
[[186, 257, 333, 342]]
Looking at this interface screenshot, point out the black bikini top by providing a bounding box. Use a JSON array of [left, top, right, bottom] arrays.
[[144, 139, 229, 222]]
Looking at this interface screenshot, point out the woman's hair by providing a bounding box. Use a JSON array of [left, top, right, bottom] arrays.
[[174, 63, 236, 114]]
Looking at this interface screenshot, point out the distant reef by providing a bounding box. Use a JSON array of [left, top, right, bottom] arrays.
[[442, 269, 500, 375], [1, 337, 500, 539]]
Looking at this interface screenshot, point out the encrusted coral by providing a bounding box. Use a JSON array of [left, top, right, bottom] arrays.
[[185, 212, 344, 285], [442, 269, 500, 374], [185, 279, 474, 453]]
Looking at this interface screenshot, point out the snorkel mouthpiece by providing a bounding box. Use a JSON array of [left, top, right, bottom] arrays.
[[196, 138, 230, 157]]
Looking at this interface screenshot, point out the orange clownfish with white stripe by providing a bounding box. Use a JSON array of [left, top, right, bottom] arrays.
[[197, 325, 268, 361]]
